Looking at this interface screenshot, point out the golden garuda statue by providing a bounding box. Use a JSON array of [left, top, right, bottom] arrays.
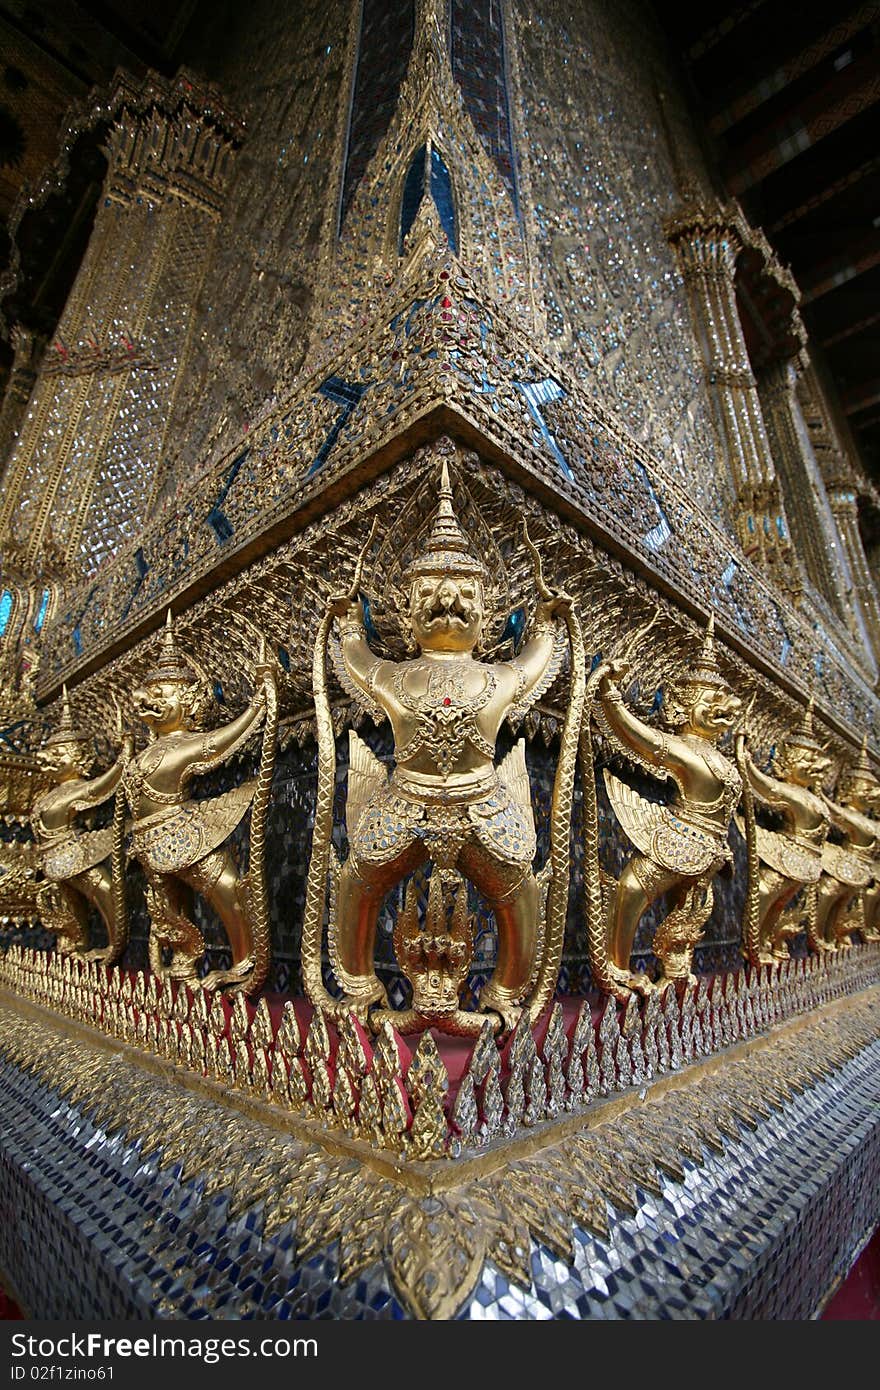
[[302, 457, 586, 1036], [33, 685, 130, 961], [816, 738, 880, 948], [124, 612, 278, 993], [737, 699, 831, 964], [583, 615, 743, 999]]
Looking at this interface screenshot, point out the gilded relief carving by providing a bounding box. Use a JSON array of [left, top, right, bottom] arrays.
[[303, 443, 584, 1035], [584, 616, 743, 997], [32, 687, 130, 961], [738, 701, 831, 964], [123, 613, 278, 993]]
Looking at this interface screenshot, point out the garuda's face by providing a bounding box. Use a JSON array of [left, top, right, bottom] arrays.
[[132, 679, 191, 735], [409, 573, 484, 653], [842, 775, 877, 812], [782, 742, 830, 787], [685, 684, 742, 742], [39, 739, 90, 781]]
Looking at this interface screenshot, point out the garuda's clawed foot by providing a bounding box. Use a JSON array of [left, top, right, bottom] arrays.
[[479, 983, 527, 1039], [608, 964, 657, 1000], [199, 954, 255, 993], [340, 975, 389, 1027], [84, 946, 113, 963]]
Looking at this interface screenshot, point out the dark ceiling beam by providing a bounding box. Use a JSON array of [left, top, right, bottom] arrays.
[[768, 153, 880, 234], [755, 104, 880, 227], [726, 52, 880, 193], [821, 309, 880, 348], [799, 233, 880, 304], [708, 3, 879, 135], [681, 0, 771, 62], [843, 378, 880, 415]]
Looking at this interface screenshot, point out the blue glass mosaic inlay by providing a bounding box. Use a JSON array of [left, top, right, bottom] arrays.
[[450, 0, 519, 217]]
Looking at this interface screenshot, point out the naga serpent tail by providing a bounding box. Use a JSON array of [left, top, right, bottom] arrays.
[[736, 741, 763, 965], [302, 524, 377, 1015], [528, 602, 587, 1022], [245, 671, 278, 996], [108, 777, 129, 965], [579, 670, 623, 999], [301, 606, 349, 1014], [804, 880, 823, 954]]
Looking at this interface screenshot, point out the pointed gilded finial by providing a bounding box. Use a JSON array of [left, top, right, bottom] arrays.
[[839, 731, 878, 803], [439, 457, 452, 500], [784, 694, 822, 755], [405, 454, 487, 580], [47, 681, 87, 747], [682, 609, 729, 694], [144, 607, 196, 684], [852, 732, 874, 778]]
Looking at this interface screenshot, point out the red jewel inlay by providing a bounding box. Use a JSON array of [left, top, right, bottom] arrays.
[[443, 696, 452, 706]]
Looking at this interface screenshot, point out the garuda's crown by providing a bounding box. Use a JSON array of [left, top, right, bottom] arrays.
[[143, 610, 198, 685], [783, 696, 825, 756], [405, 462, 488, 582], [680, 614, 731, 694], [45, 683, 89, 748], [839, 734, 878, 801]]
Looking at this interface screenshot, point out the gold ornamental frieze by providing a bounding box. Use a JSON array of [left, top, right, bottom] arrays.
[[33, 255, 877, 752], [28, 443, 877, 832], [18, 441, 880, 1078]]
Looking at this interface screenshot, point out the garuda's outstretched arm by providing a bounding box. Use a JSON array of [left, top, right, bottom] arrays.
[[195, 679, 272, 773], [596, 670, 672, 774], [821, 792, 868, 841], [738, 746, 791, 811], [69, 734, 134, 813], [334, 600, 385, 699], [507, 601, 566, 706]]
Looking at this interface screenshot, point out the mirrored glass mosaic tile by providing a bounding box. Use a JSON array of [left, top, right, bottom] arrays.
[[1, 1028, 877, 1320]]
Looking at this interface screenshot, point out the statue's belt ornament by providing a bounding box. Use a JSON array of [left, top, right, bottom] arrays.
[[353, 775, 536, 870]]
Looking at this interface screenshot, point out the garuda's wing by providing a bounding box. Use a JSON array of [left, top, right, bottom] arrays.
[[604, 769, 720, 876], [347, 731, 388, 836], [510, 626, 568, 721], [200, 782, 257, 853], [132, 783, 256, 873], [329, 632, 385, 725], [498, 738, 535, 833], [734, 814, 823, 883], [821, 841, 872, 888]]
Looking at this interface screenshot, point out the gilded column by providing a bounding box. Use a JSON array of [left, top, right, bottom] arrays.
[[797, 361, 880, 662], [0, 71, 243, 577], [0, 326, 44, 483], [756, 359, 854, 624], [666, 200, 800, 596]]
